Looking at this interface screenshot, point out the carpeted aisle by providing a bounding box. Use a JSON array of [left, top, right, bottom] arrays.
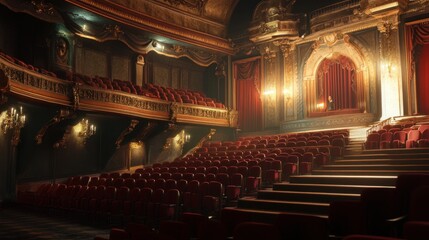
[[0, 207, 110, 240]]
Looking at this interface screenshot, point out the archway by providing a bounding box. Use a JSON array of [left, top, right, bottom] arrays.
[[302, 34, 375, 118], [316, 55, 358, 112]]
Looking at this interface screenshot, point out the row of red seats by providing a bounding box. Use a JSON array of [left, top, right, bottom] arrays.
[[0, 50, 57, 78], [365, 124, 429, 149], [95, 209, 330, 240], [18, 180, 227, 227], [68, 73, 225, 108], [203, 129, 350, 148], [0, 50, 225, 109]]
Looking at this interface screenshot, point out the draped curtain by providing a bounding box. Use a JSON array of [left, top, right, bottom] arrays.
[[316, 56, 357, 110], [406, 22, 429, 114], [233, 58, 262, 132]]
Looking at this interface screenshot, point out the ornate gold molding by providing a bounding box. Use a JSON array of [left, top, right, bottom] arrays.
[[35, 108, 74, 145], [30, 0, 54, 15], [158, 0, 206, 12], [0, 56, 237, 128], [64, 0, 234, 54], [115, 119, 140, 148]]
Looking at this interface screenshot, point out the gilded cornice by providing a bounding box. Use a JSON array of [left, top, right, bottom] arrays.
[[0, 0, 63, 23], [0, 56, 237, 128], [64, 0, 234, 55]]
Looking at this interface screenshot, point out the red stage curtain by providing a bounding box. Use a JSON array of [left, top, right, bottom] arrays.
[[316, 56, 357, 110], [234, 59, 262, 132], [406, 22, 429, 114], [416, 44, 429, 114]]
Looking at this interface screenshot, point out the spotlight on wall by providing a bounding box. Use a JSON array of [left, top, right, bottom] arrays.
[[77, 118, 96, 144], [1, 106, 26, 134]]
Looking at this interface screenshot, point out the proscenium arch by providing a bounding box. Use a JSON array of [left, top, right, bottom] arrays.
[[302, 34, 375, 117]]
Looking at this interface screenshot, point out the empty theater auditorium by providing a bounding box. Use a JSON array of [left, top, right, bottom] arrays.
[[1, 0, 429, 239]]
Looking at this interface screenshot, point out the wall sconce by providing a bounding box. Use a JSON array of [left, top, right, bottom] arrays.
[[1, 106, 26, 134], [316, 102, 325, 111], [185, 134, 191, 143], [283, 88, 291, 102], [78, 118, 96, 144], [263, 89, 276, 96]]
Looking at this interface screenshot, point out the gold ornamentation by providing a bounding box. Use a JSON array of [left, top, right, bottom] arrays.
[[30, 0, 54, 15], [0, 57, 236, 128], [169, 102, 179, 122], [273, 38, 292, 58], [115, 119, 139, 148], [35, 109, 74, 144], [78, 118, 97, 144], [105, 25, 124, 39], [56, 37, 68, 63], [159, 0, 206, 12], [262, 46, 277, 62], [63, 0, 233, 54], [1, 106, 27, 146], [215, 60, 226, 79]]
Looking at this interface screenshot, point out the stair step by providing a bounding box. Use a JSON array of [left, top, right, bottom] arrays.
[[237, 197, 330, 215], [333, 158, 429, 165], [320, 164, 429, 171], [289, 175, 397, 186], [272, 183, 395, 194], [222, 207, 328, 224], [311, 169, 429, 176], [344, 148, 429, 159], [257, 190, 360, 203]]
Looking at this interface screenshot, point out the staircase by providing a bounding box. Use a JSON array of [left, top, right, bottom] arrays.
[[228, 127, 429, 222]]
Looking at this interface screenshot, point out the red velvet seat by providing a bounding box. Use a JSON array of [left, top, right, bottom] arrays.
[[406, 129, 421, 148], [365, 133, 380, 149], [391, 131, 407, 148]]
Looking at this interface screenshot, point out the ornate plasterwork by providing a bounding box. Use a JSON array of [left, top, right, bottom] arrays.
[[64, 0, 234, 54], [249, 0, 301, 43], [63, 11, 220, 67], [30, 0, 54, 15], [302, 33, 374, 115], [35, 109, 75, 145], [280, 113, 376, 132], [115, 119, 140, 148], [0, 0, 62, 23], [158, 0, 206, 12], [0, 57, 237, 128]]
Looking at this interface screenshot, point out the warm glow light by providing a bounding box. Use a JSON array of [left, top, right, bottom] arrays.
[[74, 118, 97, 144], [380, 60, 401, 120], [317, 102, 325, 110], [73, 122, 83, 134], [283, 88, 290, 95], [263, 89, 276, 96]]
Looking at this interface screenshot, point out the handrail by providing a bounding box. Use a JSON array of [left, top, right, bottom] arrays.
[[0, 56, 238, 128], [310, 0, 360, 19]]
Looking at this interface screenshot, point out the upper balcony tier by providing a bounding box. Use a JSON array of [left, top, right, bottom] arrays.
[[0, 52, 238, 128]]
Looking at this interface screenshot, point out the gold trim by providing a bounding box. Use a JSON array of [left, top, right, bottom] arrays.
[[0, 56, 237, 128], [64, 0, 234, 55]]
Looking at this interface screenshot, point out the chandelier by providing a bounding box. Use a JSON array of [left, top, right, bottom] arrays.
[[1, 106, 26, 134], [78, 118, 96, 144]]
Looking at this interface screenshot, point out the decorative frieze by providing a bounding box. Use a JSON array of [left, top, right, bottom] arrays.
[[0, 57, 237, 128]]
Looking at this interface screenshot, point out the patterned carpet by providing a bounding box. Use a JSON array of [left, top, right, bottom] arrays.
[[0, 207, 110, 240]]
